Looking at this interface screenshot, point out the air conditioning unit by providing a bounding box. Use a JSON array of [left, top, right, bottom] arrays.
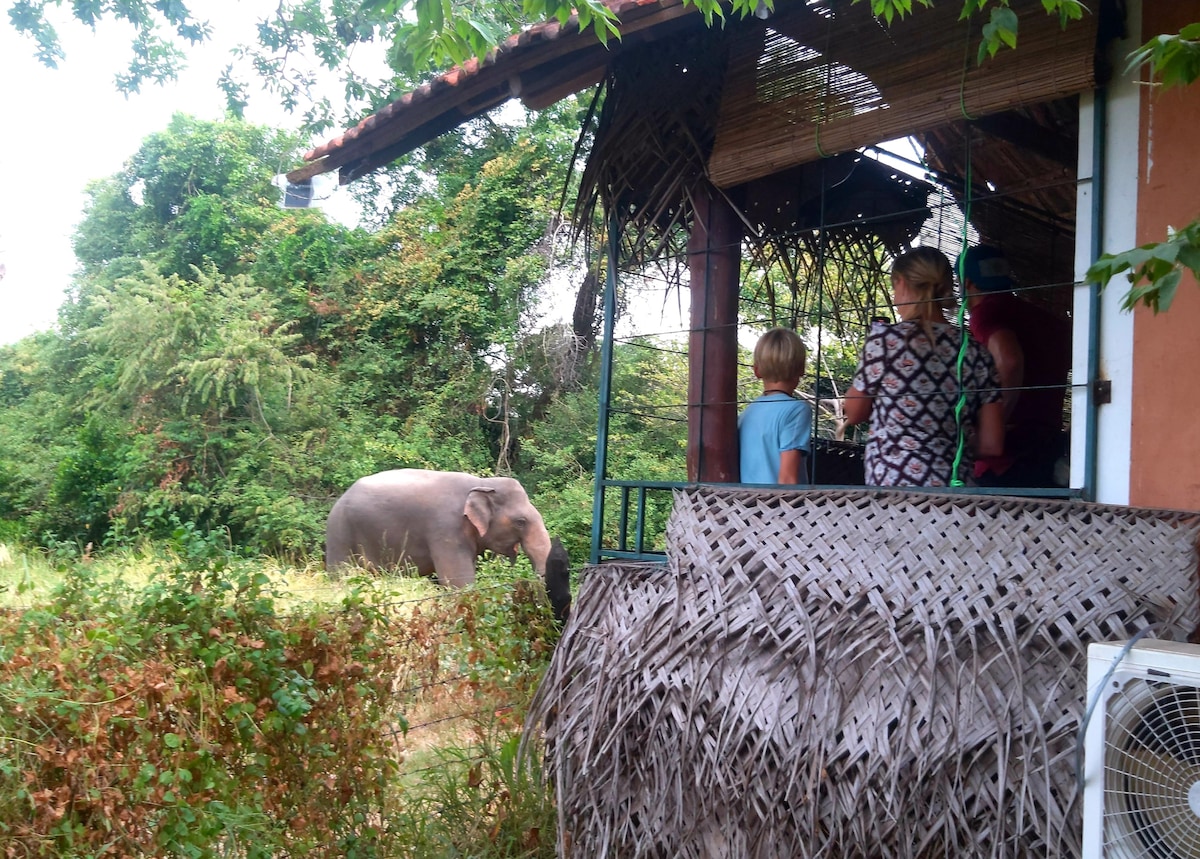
[[1083, 639, 1200, 858]]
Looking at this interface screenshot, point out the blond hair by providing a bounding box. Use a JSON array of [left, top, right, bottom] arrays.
[[891, 247, 957, 343], [753, 327, 807, 381]]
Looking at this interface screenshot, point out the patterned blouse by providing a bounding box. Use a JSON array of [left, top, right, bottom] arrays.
[[851, 320, 1001, 487]]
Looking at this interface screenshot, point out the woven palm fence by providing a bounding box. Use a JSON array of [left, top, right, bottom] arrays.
[[525, 487, 1200, 858]]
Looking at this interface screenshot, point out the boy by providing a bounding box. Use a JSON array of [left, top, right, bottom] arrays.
[[738, 327, 812, 484]]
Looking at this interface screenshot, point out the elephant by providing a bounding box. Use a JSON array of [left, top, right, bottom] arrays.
[[325, 469, 553, 588]]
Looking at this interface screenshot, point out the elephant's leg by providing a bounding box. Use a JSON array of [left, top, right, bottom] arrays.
[[428, 543, 479, 588], [325, 512, 352, 571], [325, 535, 346, 570]]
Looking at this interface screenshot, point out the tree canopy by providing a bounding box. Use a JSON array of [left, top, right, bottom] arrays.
[[9, 1, 1090, 127], [10, 0, 1198, 309], [0, 98, 701, 561]]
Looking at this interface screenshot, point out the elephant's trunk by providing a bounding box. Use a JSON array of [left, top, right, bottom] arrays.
[[544, 538, 572, 624], [521, 512, 553, 578], [520, 513, 570, 623]]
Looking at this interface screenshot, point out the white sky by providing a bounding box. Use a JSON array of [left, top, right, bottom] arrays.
[[0, 3, 367, 346]]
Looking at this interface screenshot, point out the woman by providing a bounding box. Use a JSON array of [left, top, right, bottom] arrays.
[[843, 247, 1004, 487]]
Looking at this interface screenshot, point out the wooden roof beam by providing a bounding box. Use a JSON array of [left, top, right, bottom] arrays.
[[973, 112, 1078, 169]]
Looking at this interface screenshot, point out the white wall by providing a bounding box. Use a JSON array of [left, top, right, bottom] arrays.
[[1071, 0, 1141, 504]]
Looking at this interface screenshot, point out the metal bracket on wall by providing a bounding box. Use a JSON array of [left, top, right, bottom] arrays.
[[1092, 379, 1112, 405]]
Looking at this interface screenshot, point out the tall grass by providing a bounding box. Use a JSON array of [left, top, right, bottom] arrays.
[[0, 541, 444, 611], [0, 542, 71, 607]]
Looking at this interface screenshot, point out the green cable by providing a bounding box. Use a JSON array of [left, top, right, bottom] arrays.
[[958, 15, 978, 122], [948, 134, 973, 487], [949, 19, 985, 486]]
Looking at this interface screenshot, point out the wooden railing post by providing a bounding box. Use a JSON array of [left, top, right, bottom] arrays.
[[687, 185, 741, 483]]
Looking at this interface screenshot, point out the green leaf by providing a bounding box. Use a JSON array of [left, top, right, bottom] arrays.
[[1122, 269, 1182, 313], [1150, 241, 1182, 264], [1125, 27, 1200, 88], [1121, 246, 1161, 270], [465, 17, 500, 46], [1040, 0, 1085, 24], [992, 7, 1018, 49], [1091, 218, 1200, 314], [415, 0, 444, 35], [1155, 269, 1184, 311], [1177, 243, 1200, 273], [957, 0, 986, 20]]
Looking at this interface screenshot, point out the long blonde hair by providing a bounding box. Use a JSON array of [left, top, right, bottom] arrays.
[[892, 247, 956, 344]]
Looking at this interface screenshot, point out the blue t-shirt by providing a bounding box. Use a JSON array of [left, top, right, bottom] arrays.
[[738, 392, 813, 484]]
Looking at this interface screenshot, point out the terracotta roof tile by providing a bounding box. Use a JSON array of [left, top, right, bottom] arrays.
[[293, 0, 691, 178]]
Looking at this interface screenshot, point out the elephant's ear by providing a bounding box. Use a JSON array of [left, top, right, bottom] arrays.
[[464, 487, 496, 537]]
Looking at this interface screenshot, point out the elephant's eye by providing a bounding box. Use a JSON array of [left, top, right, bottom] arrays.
[[515, 516, 528, 529]]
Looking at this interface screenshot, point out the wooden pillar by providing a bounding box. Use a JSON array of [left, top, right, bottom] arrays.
[[687, 184, 742, 483]]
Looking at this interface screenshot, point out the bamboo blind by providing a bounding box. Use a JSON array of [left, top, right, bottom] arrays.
[[708, 1, 1098, 188], [527, 487, 1200, 858]]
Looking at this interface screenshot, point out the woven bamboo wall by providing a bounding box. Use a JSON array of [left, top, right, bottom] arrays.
[[527, 488, 1200, 858]]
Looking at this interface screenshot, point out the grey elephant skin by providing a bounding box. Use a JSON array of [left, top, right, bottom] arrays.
[[325, 469, 553, 588]]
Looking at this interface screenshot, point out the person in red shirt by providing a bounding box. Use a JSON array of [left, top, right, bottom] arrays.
[[959, 245, 1071, 488]]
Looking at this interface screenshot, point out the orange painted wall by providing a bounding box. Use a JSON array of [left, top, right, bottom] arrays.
[[1129, 2, 1200, 510]]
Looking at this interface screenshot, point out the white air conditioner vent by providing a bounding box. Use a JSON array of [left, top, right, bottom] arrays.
[[1084, 640, 1200, 859]]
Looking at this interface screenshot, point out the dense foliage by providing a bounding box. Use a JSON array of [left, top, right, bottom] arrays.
[[0, 107, 692, 561], [11, 0, 1195, 313], [0, 541, 563, 857], [0, 560, 399, 855]]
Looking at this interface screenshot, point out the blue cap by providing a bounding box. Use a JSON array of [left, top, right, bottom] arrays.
[[958, 245, 1013, 293]]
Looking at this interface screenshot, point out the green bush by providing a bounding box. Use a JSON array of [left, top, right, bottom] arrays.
[[383, 559, 561, 858], [391, 731, 557, 858], [0, 545, 564, 858], [0, 540, 401, 857]]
